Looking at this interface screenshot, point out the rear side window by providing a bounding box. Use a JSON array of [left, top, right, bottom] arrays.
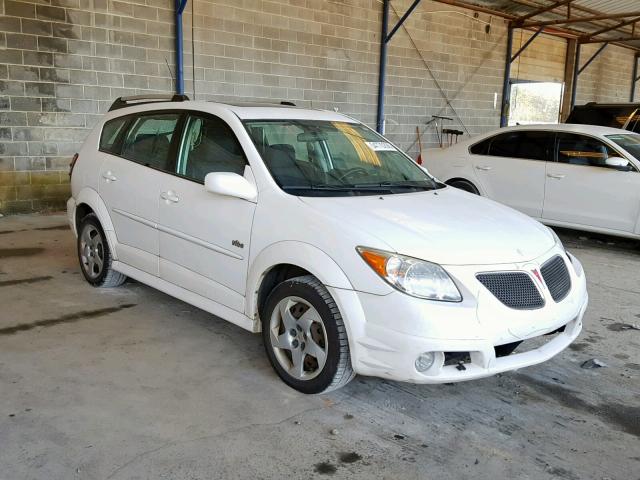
[[121, 113, 181, 171], [99, 117, 128, 154], [487, 131, 552, 161], [469, 137, 490, 155]]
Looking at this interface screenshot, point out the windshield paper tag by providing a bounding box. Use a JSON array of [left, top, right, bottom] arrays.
[[365, 141, 396, 152]]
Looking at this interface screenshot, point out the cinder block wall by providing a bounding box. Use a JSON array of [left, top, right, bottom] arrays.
[[0, 0, 636, 215], [575, 43, 636, 105], [0, 0, 175, 214], [183, 0, 509, 157]]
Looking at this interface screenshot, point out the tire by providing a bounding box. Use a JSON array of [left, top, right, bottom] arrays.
[[77, 213, 126, 288], [261, 275, 355, 394], [448, 179, 479, 195]]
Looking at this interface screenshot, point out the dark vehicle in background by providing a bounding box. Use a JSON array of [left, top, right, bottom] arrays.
[[566, 102, 640, 133]]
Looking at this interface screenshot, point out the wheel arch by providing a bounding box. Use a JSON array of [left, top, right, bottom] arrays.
[[445, 177, 481, 194], [246, 242, 354, 322], [74, 187, 118, 258]]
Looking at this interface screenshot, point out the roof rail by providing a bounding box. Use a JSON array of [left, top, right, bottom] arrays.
[[108, 94, 190, 112]]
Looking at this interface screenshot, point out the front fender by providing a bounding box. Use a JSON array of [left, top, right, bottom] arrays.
[[245, 241, 354, 319]]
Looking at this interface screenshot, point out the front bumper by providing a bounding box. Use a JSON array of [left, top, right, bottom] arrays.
[[329, 248, 588, 384]]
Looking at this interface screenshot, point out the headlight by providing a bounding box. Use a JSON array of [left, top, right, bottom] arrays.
[[356, 247, 462, 302]]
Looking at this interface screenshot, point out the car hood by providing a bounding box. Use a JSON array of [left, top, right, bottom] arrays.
[[299, 187, 555, 266]]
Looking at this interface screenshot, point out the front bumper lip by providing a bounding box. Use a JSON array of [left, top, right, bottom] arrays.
[[336, 249, 589, 384], [352, 300, 586, 384]]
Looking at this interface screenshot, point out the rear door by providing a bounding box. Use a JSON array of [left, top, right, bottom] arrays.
[[543, 132, 640, 233], [470, 130, 552, 218], [98, 111, 182, 275], [158, 110, 257, 312]]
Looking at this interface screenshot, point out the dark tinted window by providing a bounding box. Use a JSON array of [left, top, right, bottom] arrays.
[[556, 133, 617, 167], [469, 137, 490, 155], [488, 131, 552, 161], [177, 114, 246, 182], [121, 113, 180, 171], [99, 117, 128, 154]]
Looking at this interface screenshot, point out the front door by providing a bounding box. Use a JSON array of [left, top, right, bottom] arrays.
[[99, 111, 182, 275], [158, 111, 257, 312], [543, 132, 640, 233], [469, 130, 552, 218]]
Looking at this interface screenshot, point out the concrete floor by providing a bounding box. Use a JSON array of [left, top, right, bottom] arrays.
[[0, 213, 638, 480]]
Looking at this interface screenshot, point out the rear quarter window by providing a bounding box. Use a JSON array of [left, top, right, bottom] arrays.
[[99, 117, 128, 154]]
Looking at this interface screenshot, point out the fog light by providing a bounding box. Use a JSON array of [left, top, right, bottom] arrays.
[[415, 352, 436, 372]]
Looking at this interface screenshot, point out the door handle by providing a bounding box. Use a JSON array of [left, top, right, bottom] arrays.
[[547, 173, 566, 179], [160, 191, 180, 203], [475, 165, 492, 171], [101, 171, 117, 182]]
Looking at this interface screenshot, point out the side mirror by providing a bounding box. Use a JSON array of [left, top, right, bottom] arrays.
[[604, 156, 631, 170], [204, 172, 257, 201]]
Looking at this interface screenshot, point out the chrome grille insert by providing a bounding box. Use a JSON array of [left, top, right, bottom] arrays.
[[476, 272, 544, 310], [541, 255, 571, 302]]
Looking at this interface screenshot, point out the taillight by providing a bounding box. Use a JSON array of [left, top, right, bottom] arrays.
[[69, 153, 79, 177]]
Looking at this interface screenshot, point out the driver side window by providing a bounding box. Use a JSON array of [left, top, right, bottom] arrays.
[[177, 114, 247, 183], [556, 133, 618, 168]]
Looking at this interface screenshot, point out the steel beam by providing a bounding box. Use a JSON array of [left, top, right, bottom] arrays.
[[515, 0, 574, 24], [500, 27, 514, 128], [581, 35, 640, 44], [578, 42, 608, 74], [376, 0, 422, 133], [175, 0, 188, 95], [632, 54, 639, 102], [570, 42, 580, 109], [524, 11, 640, 28], [511, 27, 544, 62], [376, 0, 390, 134]]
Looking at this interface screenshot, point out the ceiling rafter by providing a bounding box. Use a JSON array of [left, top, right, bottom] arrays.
[[429, 0, 640, 52], [523, 10, 640, 28], [514, 0, 573, 24]]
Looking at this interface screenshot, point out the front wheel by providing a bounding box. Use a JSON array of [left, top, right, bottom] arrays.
[[262, 275, 354, 394]]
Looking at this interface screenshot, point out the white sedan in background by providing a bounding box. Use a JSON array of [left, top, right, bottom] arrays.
[[425, 124, 640, 239]]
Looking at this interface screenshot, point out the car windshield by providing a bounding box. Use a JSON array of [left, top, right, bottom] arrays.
[[243, 120, 442, 196], [605, 134, 640, 160]]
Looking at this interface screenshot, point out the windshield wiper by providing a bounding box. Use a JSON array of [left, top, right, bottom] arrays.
[[353, 180, 440, 190], [281, 184, 393, 192]]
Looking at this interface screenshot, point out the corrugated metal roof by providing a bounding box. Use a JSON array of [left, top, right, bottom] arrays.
[[432, 0, 640, 50]]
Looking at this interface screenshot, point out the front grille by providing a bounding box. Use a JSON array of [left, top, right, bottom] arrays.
[[476, 272, 544, 310], [541, 255, 571, 302]]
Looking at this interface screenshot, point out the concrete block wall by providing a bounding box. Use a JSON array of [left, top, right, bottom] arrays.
[[0, 0, 175, 214], [184, 0, 509, 158], [575, 43, 635, 105], [0, 0, 637, 214]]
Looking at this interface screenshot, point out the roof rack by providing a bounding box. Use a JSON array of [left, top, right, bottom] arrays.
[[108, 94, 190, 112]]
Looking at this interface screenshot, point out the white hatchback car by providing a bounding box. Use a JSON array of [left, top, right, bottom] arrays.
[[68, 96, 588, 393], [425, 124, 640, 239]]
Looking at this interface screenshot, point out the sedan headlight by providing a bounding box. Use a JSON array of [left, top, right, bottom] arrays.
[[356, 247, 462, 302]]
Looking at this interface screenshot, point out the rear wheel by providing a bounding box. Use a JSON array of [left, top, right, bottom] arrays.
[[77, 214, 126, 287], [448, 179, 479, 195], [262, 275, 354, 394]]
